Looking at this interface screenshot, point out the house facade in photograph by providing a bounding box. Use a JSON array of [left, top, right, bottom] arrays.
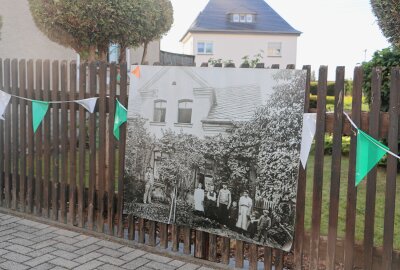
[[0, 0, 159, 64], [128, 66, 264, 138], [180, 0, 301, 67]]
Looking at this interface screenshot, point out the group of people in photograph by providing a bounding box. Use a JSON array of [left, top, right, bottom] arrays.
[[193, 182, 272, 242]]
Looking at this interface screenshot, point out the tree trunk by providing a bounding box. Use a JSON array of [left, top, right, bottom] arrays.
[[99, 47, 107, 62], [141, 41, 149, 64], [119, 46, 127, 64], [88, 45, 96, 62]]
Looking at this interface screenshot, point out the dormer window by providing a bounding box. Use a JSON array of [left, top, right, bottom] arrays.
[[231, 13, 255, 23]]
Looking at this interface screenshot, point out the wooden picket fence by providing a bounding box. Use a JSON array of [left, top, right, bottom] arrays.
[[0, 58, 399, 270]]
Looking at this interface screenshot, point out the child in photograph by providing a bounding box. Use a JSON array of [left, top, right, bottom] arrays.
[[254, 209, 272, 243], [228, 201, 238, 228], [247, 212, 259, 238]]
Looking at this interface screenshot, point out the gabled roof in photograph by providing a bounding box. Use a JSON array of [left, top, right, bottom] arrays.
[[181, 0, 301, 41]]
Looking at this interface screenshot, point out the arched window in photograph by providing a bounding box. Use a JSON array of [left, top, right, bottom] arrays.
[[178, 99, 193, 124], [153, 100, 167, 123]]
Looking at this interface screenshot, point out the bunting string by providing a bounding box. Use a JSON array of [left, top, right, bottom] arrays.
[[342, 112, 400, 160]]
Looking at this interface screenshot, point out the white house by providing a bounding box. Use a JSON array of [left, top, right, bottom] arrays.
[[128, 66, 271, 139], [180, 0, 301, 67]]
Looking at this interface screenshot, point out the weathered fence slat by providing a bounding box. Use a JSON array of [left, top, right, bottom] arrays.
[[88, 62, 97, 230], [60, 61, 68, 223], [128, 214, 135, 241], [363, 67, 382, 270], [235, 240, 244, 268], [183, 227, 192, 255], [107, 63, 117, 235], [18, 59, 27, 212], [344, 67, 363, 270], [4, 59, 11, 208], [26, 60, 34, 214], [264, 247, 272, 270], [381, 67, 400, 270], [221, 237, 230, 264], [34, 59, 43, 216], [68, 61, 77, 226], [97, 62, 107, 233], [148, 221, 157, 247], [116, 63, 128, 238], [11, 59, 19, 210], [138, 218, 145, 244], [309, 65, 328, 270], [207, 234, 216, 261], [51, 60, 60, 221], [159, 223, 168, 248], [42, 60, 51, 218], [249, 244, 258, 270], [326, 66, 345, 270], [77, 63, 87, 228], [171, 224, 179, 252]]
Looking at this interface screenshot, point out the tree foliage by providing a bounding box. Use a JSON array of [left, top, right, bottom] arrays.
[[28, 0, 173, 61], [371, 1, 400, 48], [362, 47, 400, 112]]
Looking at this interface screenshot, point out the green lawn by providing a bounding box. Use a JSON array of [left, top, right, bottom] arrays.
[[304, 153, 400, 250]]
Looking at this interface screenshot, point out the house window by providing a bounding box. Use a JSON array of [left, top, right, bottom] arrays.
[[153, 100, 166, 122], [246, 14, 253, 23], [178, 100, 193, 124], [197, 42, 213, 54], [231, 13, 254, 23], [268, 42, 282, 57]]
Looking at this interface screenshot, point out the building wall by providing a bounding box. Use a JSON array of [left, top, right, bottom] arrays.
[[182, 32, 298, 68], [0, 0, 76, 61], [0, 0, 160, 63]]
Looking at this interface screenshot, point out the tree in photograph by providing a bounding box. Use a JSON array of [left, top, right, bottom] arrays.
[[28, 0, 173, 62], [370, 1, 400, 48], [158, 130, 205, 202], [124, 117, 155, 202]]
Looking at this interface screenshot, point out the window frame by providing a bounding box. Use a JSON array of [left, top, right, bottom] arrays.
[[197, 42, 213, 55], [153, 99, 167, 123], [177, 99, 193, 124], [267, 42, 282, 57]]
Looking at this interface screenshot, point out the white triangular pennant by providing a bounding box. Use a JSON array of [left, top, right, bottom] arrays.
[[75, 97, 98, 113], [300, 113, 317, 169], [0, 90, 11, 120]]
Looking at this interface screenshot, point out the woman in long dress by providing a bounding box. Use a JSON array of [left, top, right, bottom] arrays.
[[236, 190, 253, 232], [194, 183, 205, 215]]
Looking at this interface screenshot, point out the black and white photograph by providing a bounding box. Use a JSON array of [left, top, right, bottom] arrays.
[[124, 66, 306, 251]]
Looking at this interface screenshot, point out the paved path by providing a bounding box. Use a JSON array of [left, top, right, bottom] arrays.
[[0, 213, 215, 270]]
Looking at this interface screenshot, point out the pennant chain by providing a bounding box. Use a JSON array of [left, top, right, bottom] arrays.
[[0, 89, 127, 140], [343, 112, 400, 160]]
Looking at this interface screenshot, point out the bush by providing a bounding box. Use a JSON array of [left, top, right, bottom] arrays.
[[310, 80, 353, 96], [362, 47, 400, 112], [309, 95, 335, 109]]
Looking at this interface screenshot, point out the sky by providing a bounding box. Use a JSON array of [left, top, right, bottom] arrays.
[[160, 0, 390, 80]]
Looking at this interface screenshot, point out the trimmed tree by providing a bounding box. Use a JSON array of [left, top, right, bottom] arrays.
[[371, 1, 400, 48], [28, 0, 173, 62]]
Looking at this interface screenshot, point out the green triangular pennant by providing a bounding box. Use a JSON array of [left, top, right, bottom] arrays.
[[355, 129, 389, 186], [113, 99, 127, 140], [32, 100, 49, 133]]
